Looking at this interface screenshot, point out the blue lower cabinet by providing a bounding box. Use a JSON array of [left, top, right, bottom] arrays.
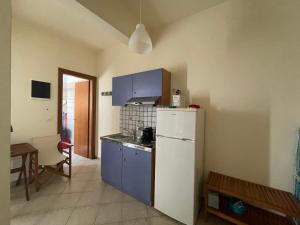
[[122, 146, 152, 205], [101, 140, 123, 190]]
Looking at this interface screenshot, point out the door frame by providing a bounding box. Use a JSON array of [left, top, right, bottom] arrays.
[[57, 68, 97, 159]]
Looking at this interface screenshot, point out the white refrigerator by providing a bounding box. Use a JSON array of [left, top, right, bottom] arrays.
[[154, 108, 205, 225]]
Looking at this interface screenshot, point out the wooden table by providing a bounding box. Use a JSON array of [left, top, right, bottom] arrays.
[[11, 143, 39, 201], [204, 172, 300, 225]]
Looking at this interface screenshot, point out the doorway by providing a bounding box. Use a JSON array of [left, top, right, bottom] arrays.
[[58, 68, 97, 159]]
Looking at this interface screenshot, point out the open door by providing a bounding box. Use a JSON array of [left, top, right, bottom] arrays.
[[58, 68, 97, 159], [74, 81, 90, 157]]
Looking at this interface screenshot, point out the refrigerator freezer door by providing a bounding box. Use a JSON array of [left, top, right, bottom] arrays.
[[155, 136, 195, 225], [156, 110, 197, 140]]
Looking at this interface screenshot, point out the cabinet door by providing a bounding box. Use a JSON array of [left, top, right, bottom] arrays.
[[101, 140, 123, 190], [132, 69, 162, 98], [122, 146, 152, 205], [112, 75, 133, 106]]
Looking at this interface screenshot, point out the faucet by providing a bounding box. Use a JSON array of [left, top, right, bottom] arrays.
[[122, 128, 135, 138]]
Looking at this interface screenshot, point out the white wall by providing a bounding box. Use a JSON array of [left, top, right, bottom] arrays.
[[97, 0, 300, 192], [11, 19, 98, 144], [0, 0, 11, 224]]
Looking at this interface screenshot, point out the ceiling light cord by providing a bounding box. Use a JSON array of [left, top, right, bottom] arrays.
[[139, 0, 142, 24], [128, 0, 152, 54]]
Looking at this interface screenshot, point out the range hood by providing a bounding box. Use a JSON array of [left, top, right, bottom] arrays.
[[126, 96, 160, 106]]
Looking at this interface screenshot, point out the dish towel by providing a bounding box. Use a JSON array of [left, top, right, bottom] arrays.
[[294, 129, 300, 224], [295, 129, 300, 199]]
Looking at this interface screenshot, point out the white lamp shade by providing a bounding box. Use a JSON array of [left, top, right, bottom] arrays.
[[129, 24, 152, 54]]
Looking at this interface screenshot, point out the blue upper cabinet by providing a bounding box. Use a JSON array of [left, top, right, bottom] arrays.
[[132, 69, 162, 98], [112, 75, 132, 106], [112, 68, 171, 106]]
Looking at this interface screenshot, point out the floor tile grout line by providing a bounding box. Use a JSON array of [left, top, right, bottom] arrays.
[[12, 197, 145, 218], [11, 156, 185, 225], [62, 206, 76, 225]]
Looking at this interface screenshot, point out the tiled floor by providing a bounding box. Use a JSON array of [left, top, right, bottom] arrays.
[[10, 153, 229, 225]]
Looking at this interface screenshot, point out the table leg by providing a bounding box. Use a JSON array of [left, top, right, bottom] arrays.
[[69, 146, 72, 178], [22, 154, 29, 201], [16, 157, 23, 186], [34, 152, 39, 191], [29, 154, 33, 183]]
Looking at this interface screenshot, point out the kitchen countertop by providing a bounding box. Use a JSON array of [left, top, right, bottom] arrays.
[[100, 133, 154, 152]]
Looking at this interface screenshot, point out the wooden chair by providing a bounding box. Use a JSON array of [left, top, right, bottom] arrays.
[[31, 135, 72, 180]]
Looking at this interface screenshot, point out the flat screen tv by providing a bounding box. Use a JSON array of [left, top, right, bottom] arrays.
[[31, 80, 51, 99]]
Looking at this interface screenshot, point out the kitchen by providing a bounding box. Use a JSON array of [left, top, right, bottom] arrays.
[[7, 1, 300, 225], [100, 68, 205, 225]]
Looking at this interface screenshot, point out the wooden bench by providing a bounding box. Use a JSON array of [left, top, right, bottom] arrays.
[[204, 172, 300, 225]]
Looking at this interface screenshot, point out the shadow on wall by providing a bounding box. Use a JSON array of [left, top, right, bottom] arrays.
[[191, 95, 270, 186], [151, 0, 228, 45], [167, 63, 189, 104]]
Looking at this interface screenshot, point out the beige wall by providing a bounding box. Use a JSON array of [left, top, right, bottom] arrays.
[[97, 0, 300, 192], [0, 0, 11, 224], [11, 19, 98, 144]]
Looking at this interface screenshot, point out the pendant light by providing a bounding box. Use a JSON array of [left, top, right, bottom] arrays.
[[128, 0, 152, 54]]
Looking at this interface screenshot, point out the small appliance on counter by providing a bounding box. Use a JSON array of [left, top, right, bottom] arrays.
[[171, 89, 185, 107], [141, 127, 153, 144]]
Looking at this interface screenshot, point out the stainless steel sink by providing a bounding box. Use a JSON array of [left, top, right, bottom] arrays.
[[108, 134, 130, 140], [100, 133, 154, 152], [103, 133, 134, 142]]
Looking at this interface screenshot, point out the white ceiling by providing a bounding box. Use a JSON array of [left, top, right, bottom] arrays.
[[77, 0, 227, 35], [123, 0, 228, 31], [12, 0, 128, 50], [12, 0, 227, 50]]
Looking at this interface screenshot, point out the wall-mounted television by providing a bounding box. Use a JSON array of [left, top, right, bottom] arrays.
[[31, 80, 51, 99]]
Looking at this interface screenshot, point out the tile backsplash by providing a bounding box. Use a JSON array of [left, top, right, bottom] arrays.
[[120, 105, 157, 132]]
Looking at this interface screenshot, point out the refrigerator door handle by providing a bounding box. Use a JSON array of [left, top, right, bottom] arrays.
[[157, 135, 194, 141], [156, 134, 165, 138], [181, 138, 193, 141]]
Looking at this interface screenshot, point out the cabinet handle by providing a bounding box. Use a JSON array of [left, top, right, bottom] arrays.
[[135, 152, 138, 155], [120, 148, 122, 151], [124, 158, 126, 162]]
